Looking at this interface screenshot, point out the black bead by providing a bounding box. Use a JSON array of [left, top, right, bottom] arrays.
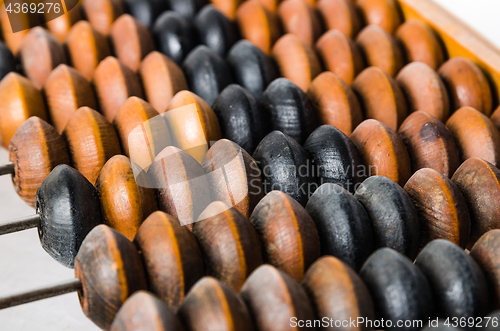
[[355, 175, 420, 259], [253, 131, 314, 206], [152, 11, 198, 65], [194, 5, 237, 57], [415, 240, 489, 328], [165, 0, 206, 20], [227, 40, 278, 99], [212, 84, 268, 155], [306, 183, 374, 270], [360, 248, 434, 331], [304, 125, 364, 193], [35, 165, 102, 268], [0, 41, 16, 80], [123, 0, 168, 29], [182, 45, 233, 106], [259, 78, 318, 145]]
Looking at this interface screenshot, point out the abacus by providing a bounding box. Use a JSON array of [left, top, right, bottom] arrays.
[[1, 0, 500, 330]]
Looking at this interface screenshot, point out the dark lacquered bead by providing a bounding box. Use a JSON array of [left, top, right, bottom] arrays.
[[227, 40, 278, 99], [123, 0, 168, 29], [253, 131, 314, 206], [182, 45, 233, 106], [165, 0, 206, 20], [194, 5, 237, 57], [36, 165, 102, 268], [260, 78, 318, 145], [0, 41, 16, 80], [360, 248, 434, 331], [152, 11, 198, 65], [306, 183, 375, 271]]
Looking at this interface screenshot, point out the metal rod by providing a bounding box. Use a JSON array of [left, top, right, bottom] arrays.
[[0, 162, 14, 176], [0, 278, 82, 309], [0, 215, 40, 235]]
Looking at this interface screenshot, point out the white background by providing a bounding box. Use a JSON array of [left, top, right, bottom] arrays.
[[0, 0, 499, 330]]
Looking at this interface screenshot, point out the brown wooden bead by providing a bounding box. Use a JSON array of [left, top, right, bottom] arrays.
[[241, 264, 316, 331], [236, 0, 281, 55], [95, 155, 157, 240], [93, 56, 144, 122], [278, 0, 322, 47], [272, 33, 322, 91], [301, 256, 376, 330], [256, 0, 283, 12], [351, 119, 411, 186], [65, 21, 111, 80], [166, 91, 222, 163], [307, 71, 362, 136], [316, 0, 362, 39], [470, 230, 500, 308], [398, 111, 459, 177], [82, 0, 123, 36], [110, 14, 155, 72], [139, 51, 188, 113], [396, 61, 450, 122], [178, 277, 253, 331], [0, 7, 33, 55], [19, 27, 67, 89], [249, 191, 320, 281], [110, 291, 185, 331], [356, 0, 402, 35], [201, 139, 263, 218], [63, 106, 122, 184], [446, 106, 500, 167], [134, 211, 205, 312], [404, 168, 471, 249], [211, 0, 242, 20], [148, 146, 212, 227], [8, 117, 70, 207], [0, 72, 47, 149], [395, 19, 445, 70], [439, 57, 493, 116], [352, 66, 407, 131], [491, 106, 500, 132], [452, 158, 500, 247], [356, 25, 404, 78], [194, 202, 263, 291], [44, 64, 97, 134], [46, 6, 82, 43], [75, 225, 147, 330], [315, 29, 364, 85]]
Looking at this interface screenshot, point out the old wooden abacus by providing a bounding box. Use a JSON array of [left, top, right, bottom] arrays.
[[2, 0, 500, 330]]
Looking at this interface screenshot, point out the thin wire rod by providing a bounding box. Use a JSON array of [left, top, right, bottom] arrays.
[[0, 162, 14, 176], [0, 215, 40, 235]]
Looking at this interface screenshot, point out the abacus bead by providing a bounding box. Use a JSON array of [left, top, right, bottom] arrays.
[[134, 211, 205, 312], [278, 0, 322, 47], [82, 0, 123, 36], [194, 5, 237, 57], [194, 202, 263, 291], [75, 225, 147, 330], [37, 165, 102, 268], [398, 111, 459, 177], [210, 0, 241, 20], [307, 71, 362, 136], [110, 291, 185, 331], [44, 64, 97, 134], [110, 14, 155, 72], [452, 158, 500, 246], [0, 7, 33, 55], [272, 34, 322, 91], [356, 25, 404, 77], [352, 66, 407, 131], [395, 19, 445, 70], [241, 265, 316, 331], [122, 0, 167, 29], [356, 0, 402, 34], [253, 131, 314, 206], [201, 139, 263, 218], [0, 41, 16, 80], [165, 0, 206, 20], [93, 56, 144, 122], [46, 5, 82, 43], [415, 240, 489, 324], [249, 191, 320, 281], [355, 176, 420, 259], [0, 72, 47, 149], [63, 107, 122, 184], [404, 168, 470, 248], [315, 29, 364, 85], [306, 183, 375, 270], [316, 0, 362, 39], [446, 106, 500, 167], [178, 277, 253, 331], [19, 27, 67, 89], [360, 248, 434, 331], [301, 256, 376, 330], [9, 117, 70, 207], [396, 61, 450, 122], [182, 45, 234, 106], [255, 0, 281, 12]]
